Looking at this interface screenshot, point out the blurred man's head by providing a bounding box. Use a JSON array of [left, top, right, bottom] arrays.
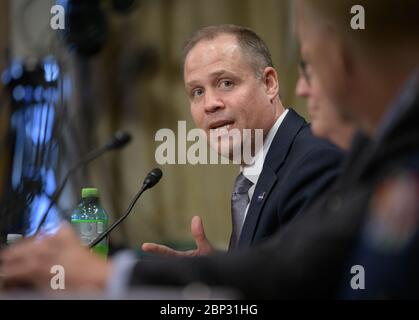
[[183, 25, 284, 159], [294, 0, 419, 135], [295, 61, 355, 150]]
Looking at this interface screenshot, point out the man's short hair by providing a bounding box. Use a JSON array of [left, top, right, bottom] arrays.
[[182, 24, 273, 78]]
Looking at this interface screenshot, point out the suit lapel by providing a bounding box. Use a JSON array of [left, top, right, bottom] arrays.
[[238, 165, 277, 248], [238, 109, 306, 248]]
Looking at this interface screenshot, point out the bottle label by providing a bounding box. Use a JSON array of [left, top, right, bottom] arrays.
[[71, 219, 107, 246], [97, 221, 104, 234]]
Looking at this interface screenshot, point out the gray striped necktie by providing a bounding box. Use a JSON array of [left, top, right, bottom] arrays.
[[229, 172, 253, 250]]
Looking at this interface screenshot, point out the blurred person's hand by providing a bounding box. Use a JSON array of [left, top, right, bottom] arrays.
[[0, 223, 112, 292], [142, 216, 214, 257]]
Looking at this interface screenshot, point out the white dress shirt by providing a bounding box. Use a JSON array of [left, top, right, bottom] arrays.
[[241, 109, 288, 220]]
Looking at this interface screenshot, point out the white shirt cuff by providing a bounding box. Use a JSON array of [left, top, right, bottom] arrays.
[[106, 250, 138, 299]]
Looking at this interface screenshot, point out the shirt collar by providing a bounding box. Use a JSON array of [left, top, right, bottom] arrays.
[[242, 109, 289, 184]]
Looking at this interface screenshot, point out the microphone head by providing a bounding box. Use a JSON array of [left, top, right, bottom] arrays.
[[107, 131, 132, 150], [143, 168, 163, 189]]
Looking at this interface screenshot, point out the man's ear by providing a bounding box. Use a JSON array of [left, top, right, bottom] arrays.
[[263, 67, 280, 102], [340, 41, 356, 82], [327, 28, 354, 80], [327, 33, 356, 100]]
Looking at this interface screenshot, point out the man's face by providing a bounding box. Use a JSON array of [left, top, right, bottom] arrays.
[[296, 3, 355, 126], [295, 61, 349, 142], [184, 34, 278, 158]]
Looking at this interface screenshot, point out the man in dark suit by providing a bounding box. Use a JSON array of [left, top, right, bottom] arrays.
[[234, 107, 342, 249], [142, 25, 342, 256]]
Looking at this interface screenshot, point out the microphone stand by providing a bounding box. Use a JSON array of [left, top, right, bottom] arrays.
[[88, 168, 162, 248], [89, 183, 147, 248]]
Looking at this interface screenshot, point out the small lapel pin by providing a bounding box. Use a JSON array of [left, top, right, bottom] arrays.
[[257, 192, 266, 202]]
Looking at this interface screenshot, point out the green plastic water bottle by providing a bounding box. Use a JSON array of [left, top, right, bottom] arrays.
[[71, 188, 109, 258]]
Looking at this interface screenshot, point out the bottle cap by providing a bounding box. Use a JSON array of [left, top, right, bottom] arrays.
[[81, 188, 99, 198], [7, 234, 23, 245]]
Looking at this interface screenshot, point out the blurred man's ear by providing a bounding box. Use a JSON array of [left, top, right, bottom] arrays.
[[263, 67, 280, 102], [324, 31, 354, 93], [336, 37, 355, 80]]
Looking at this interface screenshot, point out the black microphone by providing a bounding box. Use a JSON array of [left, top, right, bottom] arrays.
[[35, 130, 132, 234], [105, 131, 132, 150], [88, 168, 162, 248]]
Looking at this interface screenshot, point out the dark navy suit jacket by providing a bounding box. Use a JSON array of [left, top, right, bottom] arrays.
[[238, 108, 343, 248]]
